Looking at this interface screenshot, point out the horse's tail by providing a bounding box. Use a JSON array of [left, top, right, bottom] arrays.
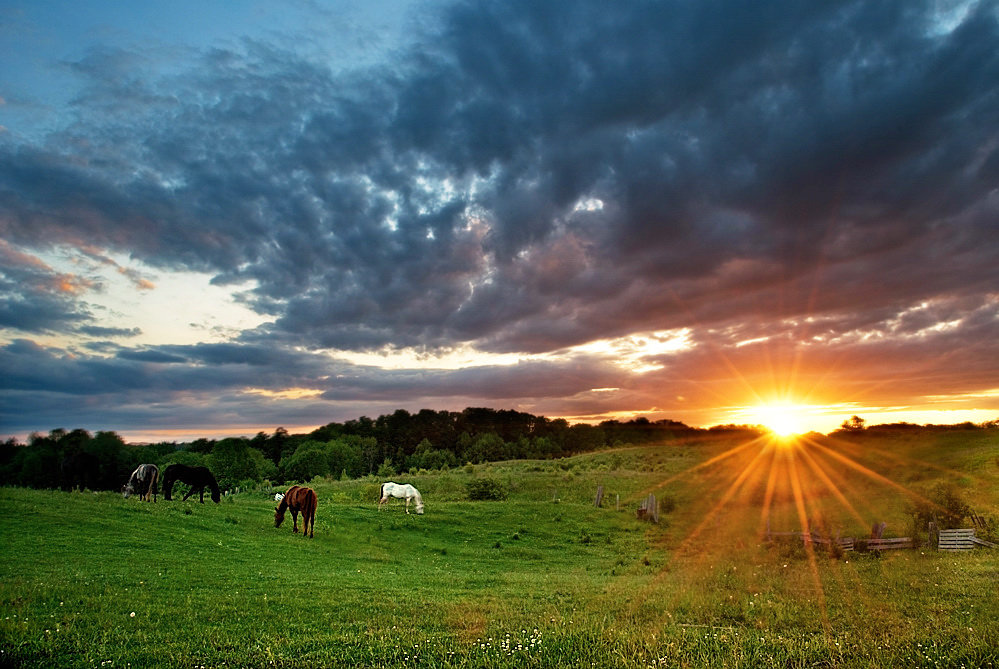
[[149, 466, 159, 501], [379, 483, 385, 502], [308, 489, 318, 537]]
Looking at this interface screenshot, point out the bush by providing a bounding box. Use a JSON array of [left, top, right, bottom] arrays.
[[466, 477, 507, 501], [909, 482, 972, 529]]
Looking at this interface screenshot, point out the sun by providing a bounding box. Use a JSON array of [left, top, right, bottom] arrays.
[[750, 402, 810, 437]]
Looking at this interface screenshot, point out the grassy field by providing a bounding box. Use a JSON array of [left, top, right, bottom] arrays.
[[1, 431, 998, 668]]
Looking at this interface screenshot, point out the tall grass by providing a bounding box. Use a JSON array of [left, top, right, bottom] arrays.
[[1, 431, 998, 667]]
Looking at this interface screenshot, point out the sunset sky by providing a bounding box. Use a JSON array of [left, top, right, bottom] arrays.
[[2, 0, 998, 442]]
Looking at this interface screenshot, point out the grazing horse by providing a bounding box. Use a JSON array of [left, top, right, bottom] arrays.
[[379, 482, 424, 515], [122, 464, 159, 501], [274, 485, 317, 538], [162, 464, 221, 503]]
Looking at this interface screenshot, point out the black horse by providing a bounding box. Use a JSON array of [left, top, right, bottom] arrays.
[[162, 464, 221, 503]]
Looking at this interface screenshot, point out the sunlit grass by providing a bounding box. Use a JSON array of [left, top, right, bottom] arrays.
[[1, 430, 998, 667]]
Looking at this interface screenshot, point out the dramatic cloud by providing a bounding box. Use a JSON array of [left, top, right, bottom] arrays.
[[1, 0, 998, 438]]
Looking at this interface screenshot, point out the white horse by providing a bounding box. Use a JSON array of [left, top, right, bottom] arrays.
[[122, 464, 159, 502], [379, 482, 424, 515]]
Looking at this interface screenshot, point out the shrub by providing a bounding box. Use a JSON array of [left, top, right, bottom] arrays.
[[466, 477, 507, 501], [376, 458, 396, 478], [909, 482, 972, 529]]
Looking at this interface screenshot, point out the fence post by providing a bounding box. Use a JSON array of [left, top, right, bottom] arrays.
[[594, 486, 604, 508], [637, 493, 659, 523]]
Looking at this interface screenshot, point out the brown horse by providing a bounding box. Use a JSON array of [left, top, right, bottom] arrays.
[[274, 485, 317, 538]]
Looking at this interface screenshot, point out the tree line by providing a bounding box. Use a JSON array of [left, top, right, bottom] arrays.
[[0, 408, 710, 493], [6, 408, 993, 494]]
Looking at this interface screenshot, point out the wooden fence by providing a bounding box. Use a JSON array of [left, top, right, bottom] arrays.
[[636, 493, 659, 523], [936, 528, 998, 551], [765, 531, 855, 551], [866, 537, 913, 550], [767, 524, 996, 553]]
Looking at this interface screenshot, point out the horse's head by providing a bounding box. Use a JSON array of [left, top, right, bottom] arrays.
[[121, 484, 132, 499], [211, 489, 221, 503], [416, 501, 425, 515], [274, 507, 285, 527]]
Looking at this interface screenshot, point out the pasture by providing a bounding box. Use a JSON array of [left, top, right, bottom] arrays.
[[1, 431, 998, 668]]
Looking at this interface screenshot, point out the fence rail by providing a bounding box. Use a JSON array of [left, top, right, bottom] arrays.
[[866, 537, 913, 550], [764, 531, 854, 551], [768, 526, 996, 552], [939, 528, 976, 551]]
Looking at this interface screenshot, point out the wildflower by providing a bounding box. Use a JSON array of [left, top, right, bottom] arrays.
[[129, 612, 135, 618]]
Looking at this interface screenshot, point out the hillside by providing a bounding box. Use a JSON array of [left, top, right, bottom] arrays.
[[1, 431, 998, 668]]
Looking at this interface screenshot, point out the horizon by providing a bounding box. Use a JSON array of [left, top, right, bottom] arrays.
[[3, 1, 999, 442], [6, 408, 996, 447]]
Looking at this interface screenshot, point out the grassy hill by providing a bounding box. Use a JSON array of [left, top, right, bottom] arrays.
[[1, 430, 998, 667]]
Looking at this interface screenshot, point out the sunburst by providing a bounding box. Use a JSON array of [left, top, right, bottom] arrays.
[[746, 401, 813, 436]]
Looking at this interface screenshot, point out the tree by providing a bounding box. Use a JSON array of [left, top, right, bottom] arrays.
[[88, 431, 128, 489], [840, 415, 866, 432], [281, 441, 329, 482], [465, 433, 506, 463], [326, 438, 364, 479], [160, 449, 208, 472], [208, 438, 258, 491], [406, 438, 458, 471]]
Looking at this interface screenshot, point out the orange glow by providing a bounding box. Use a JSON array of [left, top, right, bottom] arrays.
[[742, 401, 815, 436]]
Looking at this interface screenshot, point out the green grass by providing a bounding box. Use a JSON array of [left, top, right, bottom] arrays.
[[2, 431, 998, 667]]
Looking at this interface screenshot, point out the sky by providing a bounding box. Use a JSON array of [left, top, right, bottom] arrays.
[[2, 0, 999, 443]]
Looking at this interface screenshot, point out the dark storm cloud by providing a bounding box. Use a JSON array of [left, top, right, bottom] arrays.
[[0, 335, 632, 434], [2, 0, 999, 435], [76, 325, 142, 338], [0, 241, 96, 333], [2, 0, 996, 352], [319, 354, 624, 402]]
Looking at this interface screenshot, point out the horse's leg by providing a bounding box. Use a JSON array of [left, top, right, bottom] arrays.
[[199, 487, 205, 503], [292, 509, 300, 533], [405, 496, 410, 514], [182, 486, 193, 501]]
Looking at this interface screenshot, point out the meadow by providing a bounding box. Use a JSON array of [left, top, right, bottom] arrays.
[[1, 430, 998, 668]]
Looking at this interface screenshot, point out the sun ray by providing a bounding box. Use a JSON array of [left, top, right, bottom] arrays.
[[795, 441, 868, 528], [823, 433, 982, 483], [629, 433, 766, 503], [786, 443, 833, 638], [807, 438, 934, 508], [676, 440, 776, 549], [758, 444, 782, 535]]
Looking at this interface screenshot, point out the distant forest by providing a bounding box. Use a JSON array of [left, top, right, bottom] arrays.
[[2, 407, 997, 494]]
